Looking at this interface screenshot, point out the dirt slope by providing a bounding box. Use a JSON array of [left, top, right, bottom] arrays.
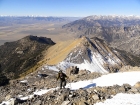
[[41, 38, 83, 65]]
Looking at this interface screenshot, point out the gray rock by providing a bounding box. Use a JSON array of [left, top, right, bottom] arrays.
[[92, 94, 99, 100], [123, 84, 131, 91], [34, 100, 41, 105], [118, 86, 125, 93], [61, 101, 70, 105], [134, 81, 140, 88], [5, 95, 11, 101], [78, 101, 87, 105], [129, 87, 138, 93], [7, 98, 22, 105]]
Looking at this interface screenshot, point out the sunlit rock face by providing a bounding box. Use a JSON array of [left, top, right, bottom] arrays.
[[45, 36, 123, 74]]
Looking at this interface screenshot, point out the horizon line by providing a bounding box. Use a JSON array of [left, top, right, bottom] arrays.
[[0, 14, 140, 17]]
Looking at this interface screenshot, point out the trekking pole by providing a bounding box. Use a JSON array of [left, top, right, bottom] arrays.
[[69, 82, 71, 89], [68, 78, 71, 89]]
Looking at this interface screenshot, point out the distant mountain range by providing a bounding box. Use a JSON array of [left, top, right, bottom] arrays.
[[62, 15, 140, 55], [0, 16, 81, 26]]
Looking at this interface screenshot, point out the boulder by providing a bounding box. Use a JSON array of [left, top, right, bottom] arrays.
[[123, 84, 132, 92], [79, 70, 91, 75], [129, 87, 138, 93], [5, 95, 11, 101], [134, 81, 140, 88], [78, 101, 87, 105], [8, 98, 25, 105], [34, 100, 42, 105], [92, 94, 99, 100], [61, 101, 70, 105], [66, 66, 79, 76]]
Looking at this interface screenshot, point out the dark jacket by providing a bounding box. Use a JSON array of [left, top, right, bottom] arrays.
[[57, 72, 68, 81]]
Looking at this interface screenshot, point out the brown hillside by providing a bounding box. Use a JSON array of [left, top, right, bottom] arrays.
[[41, 38, 84, 65]]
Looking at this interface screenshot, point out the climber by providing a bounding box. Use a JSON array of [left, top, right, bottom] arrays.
[[56, 70, 68, 89]]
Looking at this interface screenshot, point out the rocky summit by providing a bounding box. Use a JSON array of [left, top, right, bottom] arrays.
[[0, 66, 140, 105]]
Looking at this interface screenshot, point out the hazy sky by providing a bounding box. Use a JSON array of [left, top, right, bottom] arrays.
[[0, 0, 140, 17]]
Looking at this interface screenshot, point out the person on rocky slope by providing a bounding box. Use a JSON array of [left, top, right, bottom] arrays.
[[56, 70, 69, 89]]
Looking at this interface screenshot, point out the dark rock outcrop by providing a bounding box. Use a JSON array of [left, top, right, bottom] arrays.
[[0, 35, 55, 80]]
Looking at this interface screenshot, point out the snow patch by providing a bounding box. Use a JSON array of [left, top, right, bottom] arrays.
[[95, 93, 140, 105], [20, 95, 34, 100], [65, 71, 140, 90], [20, 80, 28, 83]]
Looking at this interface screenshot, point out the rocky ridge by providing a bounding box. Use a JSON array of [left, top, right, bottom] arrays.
[[41, 36, 125, 73], [0, 35, 55, 80]]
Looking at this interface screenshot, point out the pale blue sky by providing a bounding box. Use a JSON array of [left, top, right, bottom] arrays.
[[0, 0, 140, 17]]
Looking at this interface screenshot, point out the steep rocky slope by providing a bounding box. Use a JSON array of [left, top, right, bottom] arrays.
[[111, 36, 140, 55], [62, 15, 140, 55]]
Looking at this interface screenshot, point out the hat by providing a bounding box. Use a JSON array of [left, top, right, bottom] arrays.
[[59, 70, 62, 73]]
